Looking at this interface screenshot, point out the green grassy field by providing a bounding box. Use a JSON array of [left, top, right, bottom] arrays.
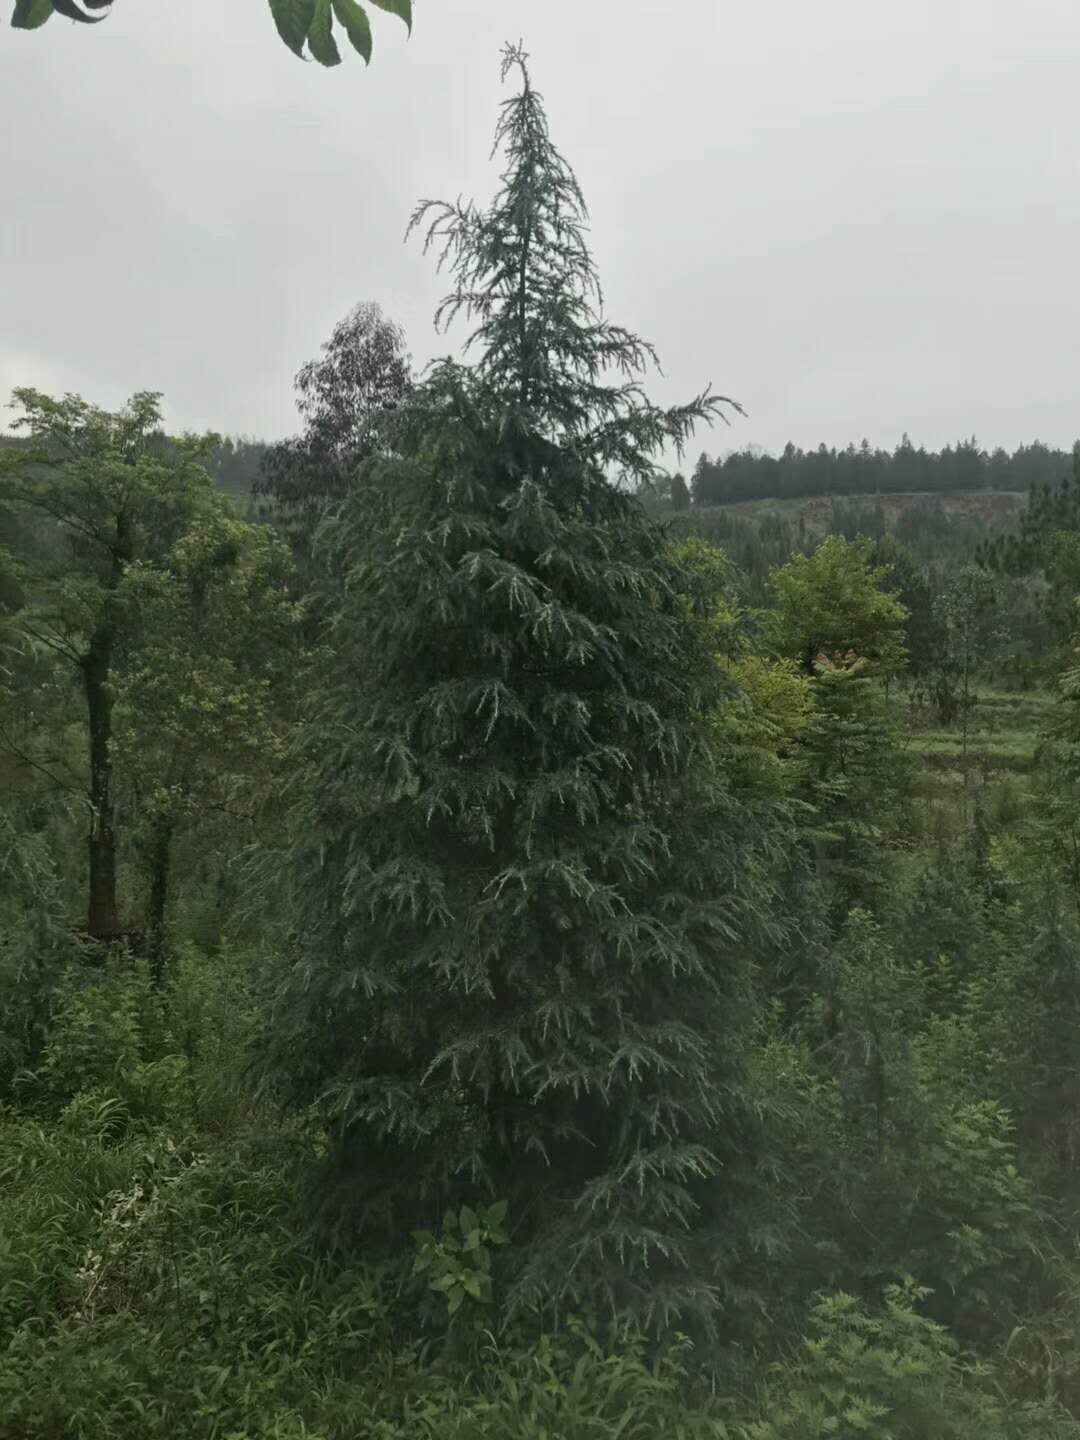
[[900, 683, 1050, 846], [903, 687, 1049, 769]]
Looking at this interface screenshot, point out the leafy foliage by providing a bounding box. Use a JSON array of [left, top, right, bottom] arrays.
[[112, 508, 304, 959], [9, 0, 413, 67], [255, 301, 412, 542], [768, 535, 909, 676], [0, 390, 301, 961], [411, 1201, 509, 1321], [0, 390, 218, 937], [742, 1283, 1078, 1439]]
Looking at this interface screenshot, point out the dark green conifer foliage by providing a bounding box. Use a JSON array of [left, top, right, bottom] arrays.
[[981, 442, 1080, 644], [262, 46, 766, 1330], [670, 472, 691, 511]]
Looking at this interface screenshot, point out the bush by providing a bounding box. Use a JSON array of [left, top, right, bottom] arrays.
[[0, 1084, 737, 1438], [742, 1283, 1080, 1440], [0, 808, 78, 1097]]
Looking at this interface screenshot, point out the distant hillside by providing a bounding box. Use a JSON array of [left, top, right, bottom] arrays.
[[690, 438, 1074, 507], [658, 489, 1029, 604], [720, 488, 1028, 532], [2, 430, 268, 503], [200, 437, 270, 500]]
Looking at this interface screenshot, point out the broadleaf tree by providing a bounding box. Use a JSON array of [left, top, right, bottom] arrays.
[[254, 301, 412, 544], [0, 390, 214, 940], [112, 508, 304, 969], [260, 46, 777, 1332], [767, 534, 909, 677]]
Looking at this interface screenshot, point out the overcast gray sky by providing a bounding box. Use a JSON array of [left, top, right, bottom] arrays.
[[2, 1, 1079, 459]]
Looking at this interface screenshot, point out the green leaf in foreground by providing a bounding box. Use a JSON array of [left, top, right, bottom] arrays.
[[14, 0, 402, 67], [268, 0, 317, 58], [52, 0, 109, 19], [368, 0, 411, 32], [306, 0, 341, 65], [11, 0, 55, 28], [331, 0, 372, 62]]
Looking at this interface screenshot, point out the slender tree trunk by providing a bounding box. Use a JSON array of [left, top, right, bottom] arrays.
[[82, 630, 120, 938], [147, 812, 175, 982], [81, 511, 132, 940], [871, 1048, 887, 1159], [961, 634, 972, 819], [1068, 824, 1080, 925]]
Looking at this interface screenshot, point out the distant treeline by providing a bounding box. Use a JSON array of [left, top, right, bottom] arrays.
[[6, 429, 1075, 513], [1, 430, 268, 503], [692, 436, 1078, 507], [195, 436, 271, 499]]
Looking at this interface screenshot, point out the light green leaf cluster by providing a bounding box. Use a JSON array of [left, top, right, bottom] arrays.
[[113, 508, 303, 824], [411, 1201, 509, 1317], [768, 534, 909, 676]]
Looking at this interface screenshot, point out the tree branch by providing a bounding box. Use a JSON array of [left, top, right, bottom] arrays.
[[0, 721, 85, 799]]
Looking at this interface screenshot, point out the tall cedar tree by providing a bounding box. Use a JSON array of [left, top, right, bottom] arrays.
[[262, 48, 766, 1330]]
